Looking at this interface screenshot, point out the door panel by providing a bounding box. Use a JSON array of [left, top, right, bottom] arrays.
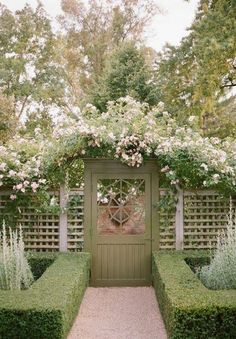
[[96, 243, 146, 281], [92, 174, 152, 286]]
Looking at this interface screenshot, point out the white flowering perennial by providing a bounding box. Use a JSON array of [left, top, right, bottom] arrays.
[[199, 200, 236, 290], [0, 224, 34, 290]]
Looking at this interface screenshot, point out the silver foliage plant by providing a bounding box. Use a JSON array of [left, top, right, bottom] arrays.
[[0, 223, 34, 290], [199, 199, 236, 289]]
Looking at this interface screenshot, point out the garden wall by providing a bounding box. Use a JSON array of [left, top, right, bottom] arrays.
[[0, 187, 235, 252]]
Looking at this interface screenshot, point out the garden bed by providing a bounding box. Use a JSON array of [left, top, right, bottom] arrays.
[[0, 252, 91, 339], [152, 250, 236, 339]]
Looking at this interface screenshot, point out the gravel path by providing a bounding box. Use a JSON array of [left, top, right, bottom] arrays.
[[68, 287, 167, 339]]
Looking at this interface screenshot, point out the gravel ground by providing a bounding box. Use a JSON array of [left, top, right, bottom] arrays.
[[68, 287, 167, 339]]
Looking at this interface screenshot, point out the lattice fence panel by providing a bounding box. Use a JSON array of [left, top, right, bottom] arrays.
[[159, 189, 175, 249], [1, 188, 236, 251], [67, 188, 84, 251], [183, 190, 236, 249], [0, 190, 60, 252]]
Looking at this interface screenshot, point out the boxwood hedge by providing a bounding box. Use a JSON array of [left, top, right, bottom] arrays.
[[0, 252, 91, 339], [27, 252, 57, 280], [152, 251, 236, 339]]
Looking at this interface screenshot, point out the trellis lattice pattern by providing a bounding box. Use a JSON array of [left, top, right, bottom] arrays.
[[0, 190, 60, 251], [183, 190, 236, 249], [159, 189, 175, 250], [0, 188, 235, 251], [67, 188, 84, 251]]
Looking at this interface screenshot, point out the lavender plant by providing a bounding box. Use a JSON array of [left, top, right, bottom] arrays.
[[199, 200, 236, 289], [0, 223, 34, 290]]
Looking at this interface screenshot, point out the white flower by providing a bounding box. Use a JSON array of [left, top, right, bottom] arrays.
[[10, 194, 17, 200], [34, 127, 42, 136], [8, 170, 16, 177], [14, 160, 20, 166], [0, 162, 7, 171], [188, 116, 195, 123], [108, 132, 115, 141], [50, 196, 58, 206], [39, 178, 46, 184], [18, 171, 26, 179], [162, 111, 169, 118], [212, 174, 220, 184], [200, 163, 208, 172], [157, 101, 165, 110], [171, 179, 179, 185], [16, 183, 23, 190], [121, 152, 129, 161], [101, 197, 108, 204], [31, 182, 39, 192], [161, 166, 170, 173]]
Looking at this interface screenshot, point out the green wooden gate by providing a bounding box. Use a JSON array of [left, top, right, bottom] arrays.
[[84, 159, 159, 286]]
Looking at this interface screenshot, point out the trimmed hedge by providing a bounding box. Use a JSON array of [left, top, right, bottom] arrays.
[[152, 251, 236, 339], [27, 252, 57, 280], [0, 252, 91, 339]]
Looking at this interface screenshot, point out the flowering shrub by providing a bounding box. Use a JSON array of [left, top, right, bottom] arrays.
[[0, 96, 236, 218], [0, 223, 34, 290]]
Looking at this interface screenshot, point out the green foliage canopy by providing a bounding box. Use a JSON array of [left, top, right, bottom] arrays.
[[0, 3, 65, 135], [88, 42, 159, 111], [155, 0, 236, 133]]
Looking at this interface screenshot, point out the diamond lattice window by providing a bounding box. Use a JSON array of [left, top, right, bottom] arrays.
[[97, 179, 145, 235]]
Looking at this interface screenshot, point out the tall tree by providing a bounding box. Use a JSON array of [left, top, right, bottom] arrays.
[[0, 3, 65, 126], [155, 0, 236, 133], [59, 0, 159, 105], [207, 95, 236, 138], [0, 91, 15, 143], [88, 42, 159, 111]]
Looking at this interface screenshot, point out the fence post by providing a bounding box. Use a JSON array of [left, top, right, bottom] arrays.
[[59, 183, 68, 251], [175, 187, 184, 250]]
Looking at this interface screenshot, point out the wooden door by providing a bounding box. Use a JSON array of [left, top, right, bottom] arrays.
[[84, 160, 159, 287]]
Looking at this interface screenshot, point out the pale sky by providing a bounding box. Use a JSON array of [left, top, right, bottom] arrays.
[[0, 0, 199, 51]]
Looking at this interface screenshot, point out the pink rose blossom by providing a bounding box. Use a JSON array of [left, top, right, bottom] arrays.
[[31, 182, 39, 192], [10, 194, 17, 200], [16, 183, 23, 190]]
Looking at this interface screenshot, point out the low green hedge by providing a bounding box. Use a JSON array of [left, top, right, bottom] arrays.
[[152, 251, 236, 339], [27, 252, 57, 280], [0, 252, 91, 339]]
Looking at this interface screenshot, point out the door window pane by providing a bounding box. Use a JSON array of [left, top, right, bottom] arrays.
[[97, 179, 145, 235]]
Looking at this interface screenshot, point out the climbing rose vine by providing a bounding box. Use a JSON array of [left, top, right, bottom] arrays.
[[0, 96, 236, 204], [50, 96, 236, 193]]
